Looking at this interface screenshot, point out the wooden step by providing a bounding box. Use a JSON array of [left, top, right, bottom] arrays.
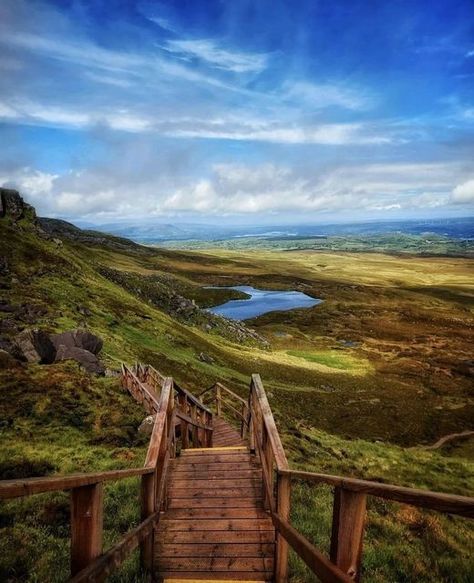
[[155, 431, 274, 582], [156, 543, 274, 558]]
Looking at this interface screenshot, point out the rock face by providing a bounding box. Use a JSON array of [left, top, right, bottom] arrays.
[[55, 345, 105, 375], [51, 329, 103, 355], [13, 329, 56, 364], [0, 188, 36, 222], [138, 415, 156, 435]]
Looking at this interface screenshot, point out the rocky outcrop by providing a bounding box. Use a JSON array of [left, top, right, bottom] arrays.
[[8, 326, 105, 374], [138, 415, 155, 435], [55, 345, 105, 375], [13, 329, 56, 364], [51, 329, 103, 355], [38, 217, 149, 253], [0, 188, 36, 222]]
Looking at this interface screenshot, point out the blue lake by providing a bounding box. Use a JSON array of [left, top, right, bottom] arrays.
[[207, 285, 322, 320]]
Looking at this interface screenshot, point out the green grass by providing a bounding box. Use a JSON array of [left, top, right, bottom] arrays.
[[287, 349, 364, 370], [284, 427, 474, 582]]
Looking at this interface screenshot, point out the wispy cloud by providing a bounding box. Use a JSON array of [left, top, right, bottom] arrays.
[[282, 81, 373, 111], [162, 39, 269, 73], [0, 98, 394, 144]]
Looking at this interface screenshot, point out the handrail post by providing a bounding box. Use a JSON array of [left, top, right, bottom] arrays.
[[241, 402, 249, 438], [275, 472, 291, 583], [216, 383, 222, 416], [70, 483, 104, 576], [248, 384, 255, 452], [179, 394, 189, 449], [330, 487, 367, 581], [140, 472, 155, 571]]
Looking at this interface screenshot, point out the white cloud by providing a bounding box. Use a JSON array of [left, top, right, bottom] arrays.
[[282, 81, 372, 111], [2, 161, 471, 220], [163, 39, 268, 73], [466, 50, 474, 58], [451, 179, 474, 204], [0, 98, 393, 144]]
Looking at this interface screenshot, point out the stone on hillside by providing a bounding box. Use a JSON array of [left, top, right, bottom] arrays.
[[50, 329, 103, 355], [138, 415, 156, 436], [13, 329, 56, 364], [55, 345, 105, 375], [198, 352, 215, 364]]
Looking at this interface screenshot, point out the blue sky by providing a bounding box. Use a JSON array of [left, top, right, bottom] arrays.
[[0, 0, 473, 224]]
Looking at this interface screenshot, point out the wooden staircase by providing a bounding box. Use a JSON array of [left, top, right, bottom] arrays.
[[0, 363, 472, 583], [156, 443, 274, 581]]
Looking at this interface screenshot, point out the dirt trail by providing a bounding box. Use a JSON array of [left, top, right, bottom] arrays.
[[424, 430, 474, 450]]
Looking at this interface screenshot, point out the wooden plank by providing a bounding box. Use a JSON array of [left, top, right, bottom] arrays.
[[144, 378, 173, 467], [215, 381, 248, 405], [181, 446, 247, 452], [169, 478, 263, 489], [166, 508, 270, 519], [271, 513, 352, 583], [0, 467, 153, 499], [70, 483, 104, 575], [330, 488, 366, 582], [140, 472, 155, 571], [155, 557, 274, 571], [169, 470, 262, 481], [168, 497, 263, 509], [160, 573, 271, 581], [174, 454, 254, 464], [275, 473, 291, 583], [70, 512, 159, 583], [171, 463, 259, 474], [156, 530, 276, 544], [279, 469, 474, 518], [155, 543, 275, 558], [175, 410, 212, 431], [251, 375, 289, 472], [169, 487, 261, 499], [157, 518, 274, 532]]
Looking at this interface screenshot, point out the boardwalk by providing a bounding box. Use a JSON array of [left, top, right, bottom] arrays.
[[155, 431, 274, 580]]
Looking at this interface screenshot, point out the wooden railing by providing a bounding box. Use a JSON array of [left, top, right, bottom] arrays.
[[198, 380, 250, 438], [132, 363, 213, 448], [0, 366, 212, 582], [248, 374, 474, 583]]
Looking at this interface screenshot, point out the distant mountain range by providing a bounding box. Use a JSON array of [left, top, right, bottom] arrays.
[[73, 217, 474, 244]]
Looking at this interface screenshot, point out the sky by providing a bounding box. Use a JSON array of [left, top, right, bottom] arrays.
[[0, 0, 473, 225]]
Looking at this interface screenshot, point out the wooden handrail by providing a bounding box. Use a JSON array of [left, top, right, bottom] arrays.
[[246, 375, 474, 582], [137, 363, 212, 415], [279, 469, 474, 518], [271, 512, 353, 583], [0, 467, 153, 500], [0, 366, 213, 582], [250, 374, 289, 471], [199, 381, 250, 439], [70, 512, 160, 583]]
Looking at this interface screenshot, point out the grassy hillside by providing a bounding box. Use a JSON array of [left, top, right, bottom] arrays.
[[1, 201, 473, 581]]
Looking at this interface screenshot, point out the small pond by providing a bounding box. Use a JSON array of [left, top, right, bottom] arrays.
[[207, 285, 322, 320]]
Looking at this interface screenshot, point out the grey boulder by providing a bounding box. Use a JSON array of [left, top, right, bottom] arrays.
[[50, 329, 103, 355], [55, 345, 105, 375], [13, 329, 56, 364]]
